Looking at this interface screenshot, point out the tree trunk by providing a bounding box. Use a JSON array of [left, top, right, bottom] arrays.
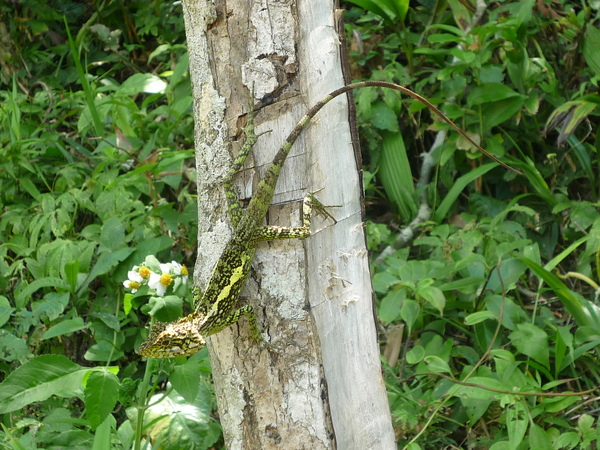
[[182, 0, 396, 448]]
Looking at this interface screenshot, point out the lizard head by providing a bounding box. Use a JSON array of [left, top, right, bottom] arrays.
[[137, 317, 206, 358]]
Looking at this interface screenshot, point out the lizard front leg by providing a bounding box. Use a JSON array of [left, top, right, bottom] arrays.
[[251, 193, 336, 243]]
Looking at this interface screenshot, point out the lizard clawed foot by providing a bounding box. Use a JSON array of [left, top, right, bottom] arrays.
[[308, 192, 339, 225]]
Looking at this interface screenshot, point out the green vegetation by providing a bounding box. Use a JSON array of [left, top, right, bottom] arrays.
[[347, 0, 600, 447], [1, 0, 599, 448]]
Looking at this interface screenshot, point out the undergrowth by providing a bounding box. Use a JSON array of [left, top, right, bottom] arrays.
[[1, 0, 600, 449], [347, 0, 600, 448]]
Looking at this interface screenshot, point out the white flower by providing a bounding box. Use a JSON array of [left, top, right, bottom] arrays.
[[123, 270, 144, 293], [171, 261, 189, 285], [148, 263, 173, 297]]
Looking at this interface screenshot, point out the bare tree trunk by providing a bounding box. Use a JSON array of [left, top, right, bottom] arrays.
[[182, 0, 396, 448]]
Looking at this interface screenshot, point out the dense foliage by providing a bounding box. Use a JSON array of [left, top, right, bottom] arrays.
[[346, 0, 600, 448], [1, 0, 599, 448]]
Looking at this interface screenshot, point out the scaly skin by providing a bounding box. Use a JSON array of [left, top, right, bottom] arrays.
[[137, 81, 521, 358]]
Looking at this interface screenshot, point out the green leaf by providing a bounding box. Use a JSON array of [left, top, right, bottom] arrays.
[[508, 323, 549, 369], [43, 317, 88, 340], [170, 355, 210, 403], [345, 0, 400, 25], [424, 355, 451, 374], [0, 296, 14, 328], [31, 292, 70, 321], [378, 130, 416, 221], [119, 73, 167, 96], [400, 299, 420, 333], [129, 385, 221, 449], [464, 311, 495, 326], [520, 257, 594, 328], [84, 369, 119, 430], [434, 163, 498, 222], [506, 401, 528, 449], [583, 25, 600, 78], [87, 247, 134, 281], [405, 345, 425, 364], [100, 217, 125, 251], [418, 285, 445, 315], [480, 96, 526, 129], [0, 330, 31, 363], [92, 415, 116, 450], [468, 83, 521, 106], [0, 355, 89, 413], [379, 288, 405, 324], [64, 260, 79, 293], [371, 102, 400, 132], [14, 277, 70, 310], [145, 295, 183, 322]]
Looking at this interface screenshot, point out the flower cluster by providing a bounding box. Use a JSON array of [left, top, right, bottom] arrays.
[[123, 256, 189, 297]]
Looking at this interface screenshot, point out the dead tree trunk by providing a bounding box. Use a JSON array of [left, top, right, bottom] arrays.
[[182, 0, 396, 448]]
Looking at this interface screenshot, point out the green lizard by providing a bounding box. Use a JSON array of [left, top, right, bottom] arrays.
[[137, 81, 521, 358]]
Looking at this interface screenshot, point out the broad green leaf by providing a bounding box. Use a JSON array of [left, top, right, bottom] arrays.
[[538, 394, 579, 413], [31, 292, 69, 322], [84, 340, 125, 362], [379, 288, 405, 324], [554, 432, 581, 449], [87, 247, 133, 281], [0, 330, 31, 363], [418, 285, 445, 315], [0, 355, 89, 413], [468, 83, 521, 106], [128, 385, 220, 449], [119, 73, 167, 95], [405, 345, 425, 365], [400, 299, 420, 333], [506, 401, 528, 449], [372, 272, 400, 294], [0, 296, 14, 328], [508, 323, 549, 369], [464, 311, 495, 326], [344, 0, 400, 25], [583, 25, 600, 78], [84, 369, 119, 430], [14, 277, 70, 310], [461, 397, 493, 425], [371, 101, 400, 132], [480, 96, 526, 129], [43, 317, 88, 340], [92, 415, 116, 450], [100, 217, 125, 251], [170, 354, 210, 404], [424, 356, 451, 374], [144, 295, 183, 322]]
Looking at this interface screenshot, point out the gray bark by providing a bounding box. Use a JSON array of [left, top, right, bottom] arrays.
[[183, 0, 396, 448]]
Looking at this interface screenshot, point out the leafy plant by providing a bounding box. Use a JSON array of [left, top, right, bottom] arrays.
[[347, 0, 600, 447]]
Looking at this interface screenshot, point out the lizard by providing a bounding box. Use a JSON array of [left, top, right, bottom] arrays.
[[136, 81, 522, 358]]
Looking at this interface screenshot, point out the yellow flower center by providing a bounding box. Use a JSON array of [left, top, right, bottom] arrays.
[[160, 273, 173, 287], [181, 265, 188, 276], [139, 266, 151, 278], [129, 281, 141, 290]]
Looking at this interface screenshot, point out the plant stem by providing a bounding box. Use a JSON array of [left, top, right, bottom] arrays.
[[133, 357, 157, 450]]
